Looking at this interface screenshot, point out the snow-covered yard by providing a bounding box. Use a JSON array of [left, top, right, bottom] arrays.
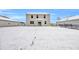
[[0, 26, 79, 50]]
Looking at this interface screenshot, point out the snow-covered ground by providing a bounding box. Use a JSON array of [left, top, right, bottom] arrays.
[[0, 26, 79, 50]]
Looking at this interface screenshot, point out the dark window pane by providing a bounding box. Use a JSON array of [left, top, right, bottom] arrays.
[[44, 15, 46, 18], [45, 21, 47, 24], [31, 15, 33, 18], [30, 21, 34, 24], [36, 15, 38, 18], [8, 23, 10, 24]]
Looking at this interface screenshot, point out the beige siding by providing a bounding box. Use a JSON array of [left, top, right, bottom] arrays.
[[26, 14, 50, 26], [57, 19, 79, 25], [0, 20, 24, 27]]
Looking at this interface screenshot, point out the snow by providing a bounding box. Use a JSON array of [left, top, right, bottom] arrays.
[[0, 16, 18, 22], [0, 26, 79, 50], [58, 15, 79, 22]]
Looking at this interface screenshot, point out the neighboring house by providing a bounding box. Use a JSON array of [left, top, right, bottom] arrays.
[[0, 15, 24, 27], [56, 15, 79, 29], [26, 13, 50, 26]]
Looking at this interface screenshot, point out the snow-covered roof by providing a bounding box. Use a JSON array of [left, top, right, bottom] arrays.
[[0, 15, 18, 22], [58, 15, 79, 22], [0, 16, 10, 20]]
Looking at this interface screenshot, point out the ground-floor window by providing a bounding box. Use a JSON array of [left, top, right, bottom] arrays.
[[8, 23, 10, 24], [30, 21, 34, 24], [45, 21, 47, 24]]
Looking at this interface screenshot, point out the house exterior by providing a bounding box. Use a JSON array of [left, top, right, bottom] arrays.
[[0, 15, 24, 27], [26, 13, 50, 26], [56, 15, 79, 29]]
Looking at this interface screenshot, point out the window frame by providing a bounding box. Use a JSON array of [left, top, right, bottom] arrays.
[[36, 15, 38, 18], [45, 21, 47, 24], [44, 15, 46, 18], [30, 21, 34, 24], [31, 15, 33, 18]]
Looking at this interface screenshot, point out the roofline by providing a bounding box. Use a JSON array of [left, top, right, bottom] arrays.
[[57, 15, 79, 22], [26, 12, 49, 14]]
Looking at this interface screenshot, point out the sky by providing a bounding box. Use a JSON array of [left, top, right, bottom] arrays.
[[0, 9, 79, 23]]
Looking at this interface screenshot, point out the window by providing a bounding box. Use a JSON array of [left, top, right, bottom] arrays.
[[44, 15, 46, 18], [45, 21, 47, 24], [36, 15, 38, 18], [31, 15, 33, 18], [8, 23, 10, 24], [30, 21, 34, 24]]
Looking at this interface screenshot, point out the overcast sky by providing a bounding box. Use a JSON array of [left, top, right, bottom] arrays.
[[0, 9, 79, 23]]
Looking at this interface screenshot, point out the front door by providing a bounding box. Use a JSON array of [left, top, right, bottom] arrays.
[[38, 22, 41, 26]]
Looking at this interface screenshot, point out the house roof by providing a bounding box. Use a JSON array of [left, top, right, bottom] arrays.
[[0, 15, 18, 22], [58, 15, 79, 22], [26, 12, 49, 14], [0, 16, 10, 20]]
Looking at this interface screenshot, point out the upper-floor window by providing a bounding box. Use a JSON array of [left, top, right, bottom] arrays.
[[44, 15, 46, 18], [36, 15, 38, 18], [31, 15, 33, 18]]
